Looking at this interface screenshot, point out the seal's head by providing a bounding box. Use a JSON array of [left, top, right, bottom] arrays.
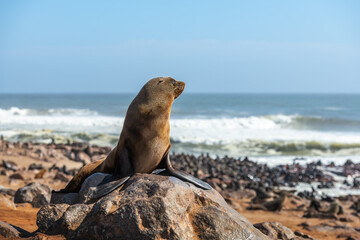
[[144, 77, 185, 100], [129, 77, 185, 119]]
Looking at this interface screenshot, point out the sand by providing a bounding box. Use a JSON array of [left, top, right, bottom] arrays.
[[1, 147, 359, 239]]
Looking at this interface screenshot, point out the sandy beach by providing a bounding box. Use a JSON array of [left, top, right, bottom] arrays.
[[0, 140, 359, 239]]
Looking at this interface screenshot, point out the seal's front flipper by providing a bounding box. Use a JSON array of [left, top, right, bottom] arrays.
[[163, 153, 212, 190], [89, 175, 130, 200], [88, 146, 134, 200]]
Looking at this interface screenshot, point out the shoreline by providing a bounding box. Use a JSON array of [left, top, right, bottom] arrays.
[[0, 140, 359, 239], [1, 139, 359, 195]]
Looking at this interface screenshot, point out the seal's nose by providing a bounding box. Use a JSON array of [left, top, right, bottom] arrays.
[[174, 80, 185, 99], [177, 81, 185, 89]]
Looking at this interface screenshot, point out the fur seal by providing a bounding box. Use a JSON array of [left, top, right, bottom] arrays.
[[251, 187, 273, 204], [60, 77, 211, 198], [248, 191, 286, 212]]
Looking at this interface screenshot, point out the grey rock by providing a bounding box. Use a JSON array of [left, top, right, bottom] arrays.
[[14, 182, 51, 207], [39, 173, 269, 240], [0, 187, 16, 196], [60, 204, 92, 232], [37, 204, 69, 234], [51, 192, 78, 205]]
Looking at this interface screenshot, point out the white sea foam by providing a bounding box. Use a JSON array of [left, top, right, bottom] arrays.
[[0, 107, 122, 134], [170, 116, 360, 144], [1, 107, 360, 159], [0, 107, 98, 116]]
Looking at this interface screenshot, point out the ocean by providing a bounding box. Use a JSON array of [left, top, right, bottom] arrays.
[[1, 93, 360, 166]]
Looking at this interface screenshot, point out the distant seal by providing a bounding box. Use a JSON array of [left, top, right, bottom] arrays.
[[60, 77, 211, 198], [248, 191, 286, 212]]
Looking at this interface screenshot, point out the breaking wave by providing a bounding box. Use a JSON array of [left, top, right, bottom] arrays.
[[0, 107, 98, 116], [1, 107, 360, 131], [1, 107, 360, 157]]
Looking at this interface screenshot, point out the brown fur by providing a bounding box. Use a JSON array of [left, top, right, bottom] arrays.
[[62, 77, 185, 192]]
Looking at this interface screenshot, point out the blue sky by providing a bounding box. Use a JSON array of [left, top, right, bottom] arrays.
[[0, 1, 359, 93]]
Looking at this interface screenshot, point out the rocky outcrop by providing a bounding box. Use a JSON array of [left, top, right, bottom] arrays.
[[39, 173, 269, 240], [0, 221, 20, 238], [14, 182, 51, 207]]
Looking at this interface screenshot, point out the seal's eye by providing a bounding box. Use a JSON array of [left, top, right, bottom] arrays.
[[172, 80, 176, 85], [157, 80, 163, 85]]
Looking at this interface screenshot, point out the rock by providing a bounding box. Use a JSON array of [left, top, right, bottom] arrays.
[[14, 182, 51, 207], [51, 192, 78, 205], [75, 152, 91, 164], [0, 187, 16, 196], [39, 173, 269, 239], [254, 222, 296, 239], [60, 204, 92, 233], [0, 220, 19, 238], [68, 152, 76, 160], [0, 194, 16, 209], [294, 230, 313, 239], [37, 204, 70, 234], [32, 232, 66, 240]]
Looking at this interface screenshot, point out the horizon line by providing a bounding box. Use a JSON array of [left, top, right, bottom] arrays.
[[0, 92, 360, 95]]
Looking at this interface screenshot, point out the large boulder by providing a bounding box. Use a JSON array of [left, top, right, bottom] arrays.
[[14, 182, 51, 207], [39, 173, 269, 240]]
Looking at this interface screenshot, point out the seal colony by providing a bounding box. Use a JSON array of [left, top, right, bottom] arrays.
[[58, 77, 211, 199]]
